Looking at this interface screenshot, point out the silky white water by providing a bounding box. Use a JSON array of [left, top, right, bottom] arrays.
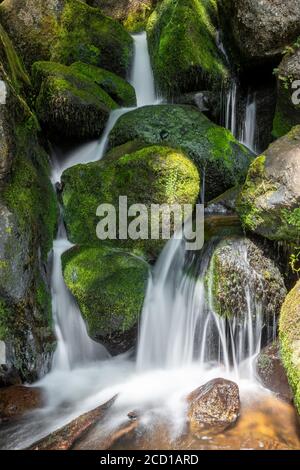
[[0, 32, 274, 450], [240, 93, 257, 153]]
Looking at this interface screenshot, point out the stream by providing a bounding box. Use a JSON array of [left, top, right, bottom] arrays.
[[0, 32, 299, 451]]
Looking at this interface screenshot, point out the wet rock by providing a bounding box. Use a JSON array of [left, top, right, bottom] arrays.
[[0, 365, 21, 388], [29, 396, 117, 450], [0, 385, 42, 421], [218, 0, 300, 67], [256, 342, 293, 403], [237, 126, 300, 243], [187, 378, 240, 437]]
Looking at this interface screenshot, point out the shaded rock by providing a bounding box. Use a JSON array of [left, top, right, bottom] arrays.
[[108, 105, 253, 200], [0, 385, 42, 421], [273, 45, 300, 139], [0, 365, 21, 388], [237, 126, 300, 243], [218, 0, 300, 68], [61, 145, 200, 259], [62, 246, 149, 354], [256, 342, 293, 402], [207, 236, 286, 321], [187, 378, 240, 437], [29, 396, 117, 450], [147, 0, 229, 97], [32, 61, 136, 139], [279, 280, 300, 414]]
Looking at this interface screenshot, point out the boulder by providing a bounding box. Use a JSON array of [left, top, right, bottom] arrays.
[[32, 61, 136, 139], [0, 385, 42, 421], [273, 45, 300, 139], [256, 342, 293, 402], [0, 365, 21, 388], [187, 378, 240, 437], [0, 0, 134, 76], [87, 0, 156, 32], [61, 145, 200, 259], [279, 280, 300, 414], [62, 245, 149, 354], [207, 236, 287, 321], [237, 126, 300, 243], [147, 0, 229, 97], [218, 0, 300, 67], [108, 105, 253, 200]]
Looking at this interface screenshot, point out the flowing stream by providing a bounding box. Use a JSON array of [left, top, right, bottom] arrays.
[[0, 32, 293, 450]]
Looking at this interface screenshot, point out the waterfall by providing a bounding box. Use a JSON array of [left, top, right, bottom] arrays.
[[240, 93, 257, 153], [130, 32, 157, 106], [223, 81, 238, 137]]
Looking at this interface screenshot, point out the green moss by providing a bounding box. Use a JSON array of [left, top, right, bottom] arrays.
[[108, 104, 253, 200], [147, 0, 229, 97], [0, 298, 10, 340], [61, 145, 200, 259], [123, 2, 153, 33], [3, 118, 58, 260], [51, 0, 134, 78], [62, 245, 149, 339], [272, 108, 294, 140], [279, 281, 300, 413]]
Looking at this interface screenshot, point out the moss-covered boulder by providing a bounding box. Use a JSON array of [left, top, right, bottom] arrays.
[[62, 245, 149, 354], [279, 280, 300, 413], [87, 0, 156, 32], [273, 44, 300, 139], [108, 105, 253, 200], [207, 236, 286, 322], [61, 145, 200, 259], [0, 0, 134, 76], [218, 0, 300, 68], [32, 61, 136, 139], [237, 126, 300, 243], [147, 0, 229, 97]]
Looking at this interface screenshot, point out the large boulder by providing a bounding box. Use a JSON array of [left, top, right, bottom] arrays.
[[87, 0, 156, 32], [237, 126, 300, 243], [207, 236, 286, 321], [62, 246, 149, 354], [256, 341, 293, 402], [279, 280, 300, 414], [273, 45, 300, 139], [187, 378, 240, 437], [61, 145, 200, 259], [218, 0, 300, 67], [0, 0, 134, 76], [147, 0, 229, 97], [0, 385, 42, 421], [108, 105, 253, 200], [32, 61, 136, 139]]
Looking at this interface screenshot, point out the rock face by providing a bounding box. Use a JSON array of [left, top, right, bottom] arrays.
[[218, 0, 300, 67], [62, 246, 149, 354], [279, 280, 300, 414], [256, 342, 293, 402], [208, 237, 287, 321], [187, 378, 240, 437], [0, 0, 134, 76], [61, 145, 200, 259], [108, 105, 253, 200], [32, 61, 136, 139], [147, 0, 229, 97], [273, 46, 300, 139], [0, 385, 42, 421], [237, 126, 300, 243]]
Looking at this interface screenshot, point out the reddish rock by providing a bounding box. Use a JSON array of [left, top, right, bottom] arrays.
[[187, 378, 240, 437], [0, 385, 42, 421]]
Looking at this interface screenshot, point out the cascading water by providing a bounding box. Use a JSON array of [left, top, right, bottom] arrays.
[[240, 92, 257, 153]]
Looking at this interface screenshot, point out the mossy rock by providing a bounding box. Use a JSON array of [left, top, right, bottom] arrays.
[[51, 0, 134, 78], [272, 44, 300, 139], [147, 0, 229, 97], [61, 145, 200, 260], [237, 126, 300, 243], [279, 280, 300, 414], [108, 105, 253, 200], [62, 245, 149, 354], [207, 236, 286, 321], [0, 0, 134, 76], [87, 0, 156, 33], [32, 61, 136, 139]]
